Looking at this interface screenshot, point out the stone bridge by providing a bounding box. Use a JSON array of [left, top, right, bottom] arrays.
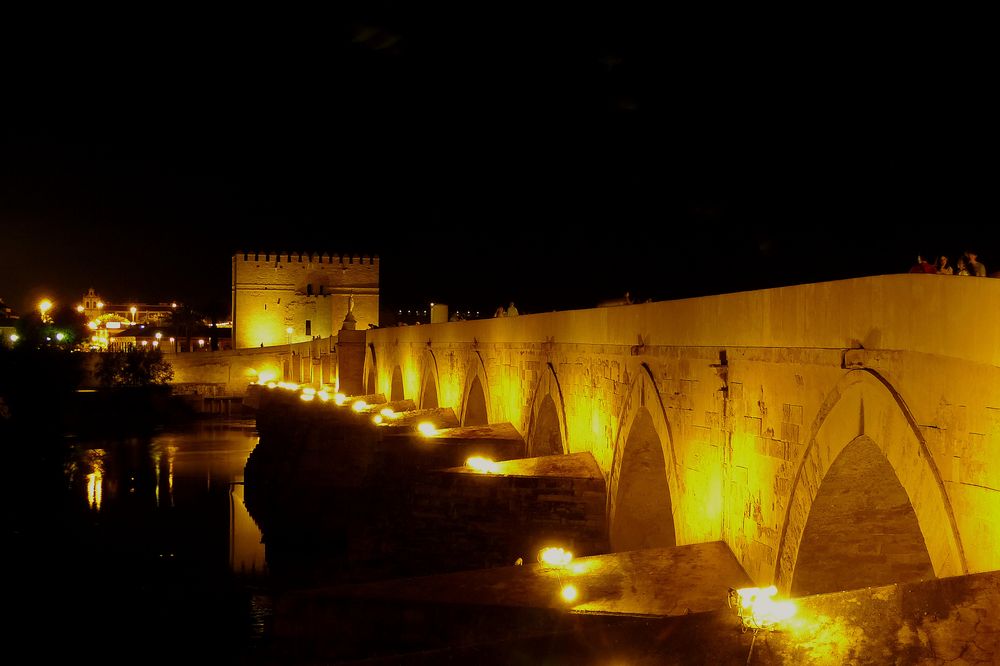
[[361, 274, 1000, 596]]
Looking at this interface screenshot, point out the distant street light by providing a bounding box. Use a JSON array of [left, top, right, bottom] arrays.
[[39, 299, 53, 322]]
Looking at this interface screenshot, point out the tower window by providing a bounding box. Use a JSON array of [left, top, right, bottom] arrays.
[[305, 320, 312, 336]]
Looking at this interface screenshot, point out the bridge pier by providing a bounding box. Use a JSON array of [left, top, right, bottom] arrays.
[[246, 384, 613, 584]]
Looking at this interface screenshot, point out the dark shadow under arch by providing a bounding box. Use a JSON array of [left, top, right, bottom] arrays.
[[791, 436, 934, 597], [366, 345, 377, 395], [390, 366, 404, 402], [464, 375, 488, 426], [421, 370, 438, 409], [610, 407, 675, 552], [529, 394, 563, 456]]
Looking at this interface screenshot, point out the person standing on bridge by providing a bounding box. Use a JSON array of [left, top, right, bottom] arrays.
[[506, 302, 519, 317], [965, 250, 986, 277], [909, 256, 935, 273]]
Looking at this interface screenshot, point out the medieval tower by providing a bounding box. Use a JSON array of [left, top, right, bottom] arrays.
[[231, 252, 379, 349]]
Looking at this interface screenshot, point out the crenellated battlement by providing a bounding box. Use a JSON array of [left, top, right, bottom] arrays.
[[232, 251, 380, 348], [233, 252, 379, 265]]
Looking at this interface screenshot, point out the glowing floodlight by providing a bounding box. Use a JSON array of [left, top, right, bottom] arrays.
[[55, 332, 65, 341], [317, 390, 331, 402], [729, 586, 796, 631], [38, 299, 53, 315], [334, 393, 348, 406], [466, 456, 499, 474], [10, 334, 19, 343], [258, 370, 277, 384], [299, 393, 314, 402], [373, 414, 384, 424], [380, 407, 396, 418], [352, 400, 368, 412], [88, 321, 98, 330], [560, 584, 579, 603], [266, 382, 277, 389], [538, 547, 574, 566], [76, 305, 84, 313], [417, 422, 437, 436]]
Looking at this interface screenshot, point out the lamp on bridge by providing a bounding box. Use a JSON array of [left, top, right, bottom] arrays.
[[727, 585, 797, 661]]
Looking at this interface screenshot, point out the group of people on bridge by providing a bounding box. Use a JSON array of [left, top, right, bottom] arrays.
[[493, 302, 519, 317], [909, 251, 994, 277]]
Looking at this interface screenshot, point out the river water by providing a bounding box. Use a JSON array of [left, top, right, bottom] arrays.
[[6, 419, 271, 665]]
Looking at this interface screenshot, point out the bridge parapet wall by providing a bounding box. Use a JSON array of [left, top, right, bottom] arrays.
[[367, 275, 1000, 586]]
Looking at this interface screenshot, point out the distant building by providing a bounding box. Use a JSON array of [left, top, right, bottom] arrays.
[[80, 287, 180, 324], [231, 252, 379, 349], [107, 324, 232, 353], [78, 288, 191, 351], [0, 297, 18, 346]]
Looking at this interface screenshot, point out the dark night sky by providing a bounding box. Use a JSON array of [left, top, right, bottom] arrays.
[[1, 7, 997, 317]]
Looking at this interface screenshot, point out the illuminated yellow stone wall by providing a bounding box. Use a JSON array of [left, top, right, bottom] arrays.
[[166, 337, 336, 394], [368, 275, 1000, 587], [232, 252, 378, 349]]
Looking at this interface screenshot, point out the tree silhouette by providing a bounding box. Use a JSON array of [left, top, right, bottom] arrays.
[[96, 348, 174, 386], [198, 298, 229, 352], [15, 305, 88, 350], [165, 304, 203, 352]]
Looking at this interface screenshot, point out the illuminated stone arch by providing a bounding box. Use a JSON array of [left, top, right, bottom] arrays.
[[525, 363, 568, 456], [607, 364, 681, 551], [790, 434, 935, 596], [389, 365, 405, 402], [363, 344, 378, 395], [419, 349, 440, 410], [460, 352, 491, 426], [774, 369, 967, 594]]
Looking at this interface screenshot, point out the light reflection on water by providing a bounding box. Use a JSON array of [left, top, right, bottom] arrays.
[[12, 418, 271, 662], [66, 420, 266, 578], [85, 448, 105, 510]]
